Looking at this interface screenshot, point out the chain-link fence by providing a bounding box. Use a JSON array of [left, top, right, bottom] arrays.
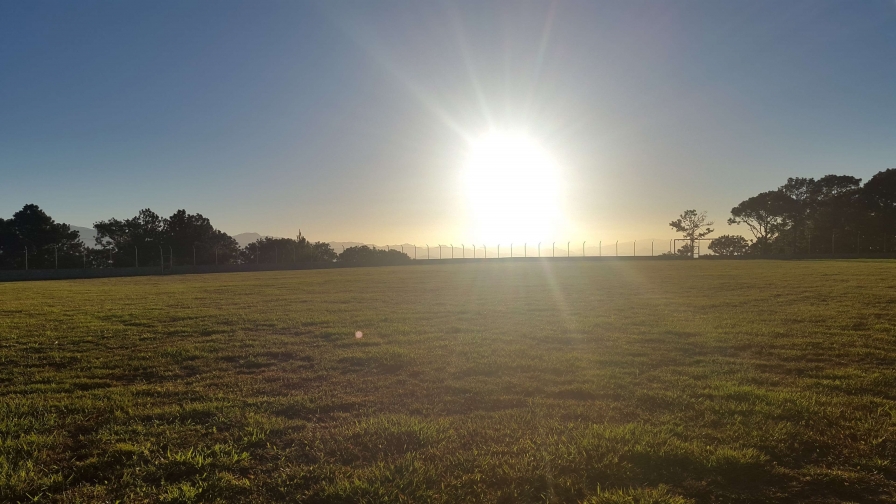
[[375, 240, 679, 259]]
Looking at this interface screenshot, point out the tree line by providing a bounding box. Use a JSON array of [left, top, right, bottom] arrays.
[[670, 168, 896, 256], [0, 205, 410, 269], [4, 167, 894, 269]]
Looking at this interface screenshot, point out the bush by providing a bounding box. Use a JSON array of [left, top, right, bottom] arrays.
[[337, 246, 412, 265], [708, 235, 751, 256]]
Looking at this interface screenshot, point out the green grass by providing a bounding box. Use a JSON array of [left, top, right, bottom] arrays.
[[1, 260, 895, 503]]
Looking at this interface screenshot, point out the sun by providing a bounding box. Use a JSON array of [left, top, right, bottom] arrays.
[[462, 131, 564, 243]]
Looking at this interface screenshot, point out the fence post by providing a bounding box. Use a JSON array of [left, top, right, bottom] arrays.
[[160, 246, 163, 272], [511, 243, 513, 258], [24, 247, 28, 270], [169, 246, 174, 269], [583, 241, 586, 257], [633, 241, 636, 257], [538, 242, 541, 257], [215, 247, 219, 265], [616, 241, 618, 256], [525, 243, 527, 257], [55, 245, 58, 269], [498, 244, 500, 257], [831, 231, 835, 257], [135, 246, 138, 268], [567, 241, 570, 258], [483, 244, 487, 259], [652, 241, 654, 257], [83, 250, 86, 269], [426, 244, 430, 260], [599, 241, 602, 257], [552, 242, 555, 258], [451, 244, 454, 259]]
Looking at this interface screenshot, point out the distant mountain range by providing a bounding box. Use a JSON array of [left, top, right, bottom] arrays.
[[232, 232, 263, 248], [71, 226, 98, 248], [70, 226, 673, 255], [69, 227, 384, 251], [232, 233, 369, 251]]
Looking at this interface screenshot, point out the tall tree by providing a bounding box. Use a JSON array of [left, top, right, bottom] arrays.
[[669, 210, 714, 257], [95, 209, 239, 266], [808, 176, 863, 253], [95, 209, 165, 267], [727, 191, 792, 254], [0, 204, 84, 269], [862, 168, 896, 252], [0, 218, 17, 268], [165, 210, 221, 265], [778, 177, 816, 253], [206, 230, 241, 265], [310, 241, 337, 262]]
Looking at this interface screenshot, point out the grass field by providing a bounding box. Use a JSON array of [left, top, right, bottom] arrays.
[[2, 260, 896, 503]]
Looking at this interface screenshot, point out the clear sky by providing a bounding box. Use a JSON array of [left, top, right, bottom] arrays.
[[2, 1, 895, 245]]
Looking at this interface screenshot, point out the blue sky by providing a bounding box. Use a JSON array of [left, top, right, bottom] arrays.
[[2, 1, 895, 244]]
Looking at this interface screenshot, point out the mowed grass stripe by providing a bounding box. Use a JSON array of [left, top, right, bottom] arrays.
[[1, 260, 895, 503]]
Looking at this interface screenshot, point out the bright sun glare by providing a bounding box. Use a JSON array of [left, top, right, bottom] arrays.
[[463, 131, 564, 243]]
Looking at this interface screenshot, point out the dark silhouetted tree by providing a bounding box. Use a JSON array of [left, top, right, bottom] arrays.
[[862, 168, 896, 252], [708, 235, 751, 256], [778, 177, 816, 253], [310, 241, 337, 262], [727, 191, 793, 254], [669, 209, 714, 257], [337, 245, 411, 265], [164, 210, 239, 265], [0, 204, 84, 269], [808, 175, 863, 253], [94, 208, 165, 266], [240, 235, 335, 264], [95, 209, 238, 266]]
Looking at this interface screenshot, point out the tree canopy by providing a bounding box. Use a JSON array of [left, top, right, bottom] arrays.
[[669, 209, 714, 256], [94, 209, 240, 267], [5, 166, 896, 270], [337, 246, 411, 265], [708, 235, 750, 256], [241, 234, 336, 264], [725, 169, 895, 255], [0, 205, 335, 269], [0, 204, 84, 269]]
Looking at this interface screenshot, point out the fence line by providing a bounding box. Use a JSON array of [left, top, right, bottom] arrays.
[[395, 240, 672, 259], [9, 233, 896, 275], [12, 239, 670, 270]]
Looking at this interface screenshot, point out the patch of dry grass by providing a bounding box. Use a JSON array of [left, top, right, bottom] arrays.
[[1, 260, 895, 502]]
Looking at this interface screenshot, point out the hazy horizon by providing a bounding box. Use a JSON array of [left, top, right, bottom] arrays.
[[2, 1, 895, 244]]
